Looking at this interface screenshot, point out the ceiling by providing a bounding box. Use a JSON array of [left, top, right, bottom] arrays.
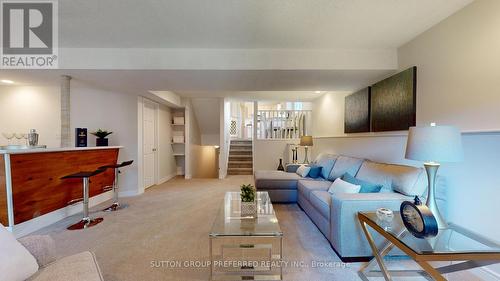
[[59, 0, 472, 49]]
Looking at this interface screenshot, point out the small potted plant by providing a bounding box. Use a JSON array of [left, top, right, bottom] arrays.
[[91, 129, 113, 147], [240, 183, 257, 217]]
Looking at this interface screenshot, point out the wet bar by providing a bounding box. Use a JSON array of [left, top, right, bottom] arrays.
[[0, 146, 122, 229]]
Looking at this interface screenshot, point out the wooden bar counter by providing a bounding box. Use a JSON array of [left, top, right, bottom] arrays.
[[0, 146, 122, 228]]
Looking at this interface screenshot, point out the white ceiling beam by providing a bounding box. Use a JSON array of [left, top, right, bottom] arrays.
[[59, 48, 397, 70]]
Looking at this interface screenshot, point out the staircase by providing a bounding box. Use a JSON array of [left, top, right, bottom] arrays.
[[227, 139, 253, 175]]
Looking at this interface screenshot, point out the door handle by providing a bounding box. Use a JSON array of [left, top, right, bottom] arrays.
[[152, 148, 157, 152]]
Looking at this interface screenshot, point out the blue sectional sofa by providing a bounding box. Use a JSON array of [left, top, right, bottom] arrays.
[[254, 153, 427, 261]]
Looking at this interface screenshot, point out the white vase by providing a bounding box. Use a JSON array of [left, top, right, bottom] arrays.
[[241, 201, 257, 217]]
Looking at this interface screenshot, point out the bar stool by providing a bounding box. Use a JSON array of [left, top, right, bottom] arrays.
[[99, 160, 133, 212], [61, 169, 106, 230]]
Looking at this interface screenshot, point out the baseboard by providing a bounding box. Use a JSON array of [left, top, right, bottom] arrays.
[[158, 174, 176, 185], [12, 191, 113, 238]]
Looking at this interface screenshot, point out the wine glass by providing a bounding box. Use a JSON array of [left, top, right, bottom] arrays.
[[22, 133, 28, 146], [14, 133, 23, 145], [2, 132, 14, 145]]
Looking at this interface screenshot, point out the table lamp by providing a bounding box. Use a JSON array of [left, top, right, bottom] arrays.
[[405, 123, 463, 229], [300, 136, 313, 164]]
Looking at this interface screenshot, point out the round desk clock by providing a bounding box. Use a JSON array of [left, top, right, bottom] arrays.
[[400, 196, 438, 238]]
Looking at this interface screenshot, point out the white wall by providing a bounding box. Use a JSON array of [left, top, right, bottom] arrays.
[[312, 92, 350, 137], [71, 80, 139, 195], [219, 99, 230, 178], [254, 140, 293, 170], [201, 134, 220, 146], [0, 85, 60, 148], [312, 0, 500, 276], [399, 0, 500, 132]]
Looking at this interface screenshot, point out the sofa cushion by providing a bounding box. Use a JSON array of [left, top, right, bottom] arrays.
[[309, 191, 332, 219], [328, 156, 365, 180], [29, 251, 104, 281], [0, 224, 39, 281], [313, 153, 338, 179], [254, 170, 301, 190], [297, 180, 332, 200], [342, 173, 382, 193], [356, 161, 426, 196]]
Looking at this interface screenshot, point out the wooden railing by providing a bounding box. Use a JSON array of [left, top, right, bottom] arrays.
[[257, 110, 312, 139]]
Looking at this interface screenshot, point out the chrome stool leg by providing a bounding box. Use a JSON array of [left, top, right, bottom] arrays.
[[68, 176, 103, 230], [103, 167, 127, 212]]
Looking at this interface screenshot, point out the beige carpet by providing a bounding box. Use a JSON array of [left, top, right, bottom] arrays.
[[34, 176, 481, 281]]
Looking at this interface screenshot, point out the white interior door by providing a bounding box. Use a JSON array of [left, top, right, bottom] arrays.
[[143, 98, 157, 189]]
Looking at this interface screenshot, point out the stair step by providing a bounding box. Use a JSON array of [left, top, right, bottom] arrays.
[[229, 150, 252, 155], [230, 146, 252, 151], [228, 171, 253, 175], [230, 143, 252, 147], [231, 140, 252, 144], [228, 167, 253, 171], [228, 162, 253, 168], [227, 167, 253, 175], [229, 157, 253, 162]]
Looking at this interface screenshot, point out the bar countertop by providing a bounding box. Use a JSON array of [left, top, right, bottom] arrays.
[[0, 146, 123, 155]]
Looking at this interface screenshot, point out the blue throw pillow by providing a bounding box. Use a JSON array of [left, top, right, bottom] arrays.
[[307, 165, 322, 178], [341, 173, 382, 193]]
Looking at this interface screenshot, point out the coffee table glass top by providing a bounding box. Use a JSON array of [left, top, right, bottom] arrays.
[[210, 192, 282, 237], [360, 212, 500, 255]]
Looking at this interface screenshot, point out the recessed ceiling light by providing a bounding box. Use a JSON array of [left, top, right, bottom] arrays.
[[1, 79, 14, 84], [314, 91, 321, 94]]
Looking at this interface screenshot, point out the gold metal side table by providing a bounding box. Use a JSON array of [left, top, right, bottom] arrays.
[[358, 211, 500, 281]]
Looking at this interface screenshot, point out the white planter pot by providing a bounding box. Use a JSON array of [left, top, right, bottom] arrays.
[[241, 201, 257, 217]]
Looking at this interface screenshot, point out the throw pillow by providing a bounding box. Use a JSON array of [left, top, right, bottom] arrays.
[[0, 224, 39, 281], [327, 178, 361, 195], [342, 173, 383, 193], [307, 164, 322, 178], [296, 165, 311, 178], [314, 153, 338, 179]]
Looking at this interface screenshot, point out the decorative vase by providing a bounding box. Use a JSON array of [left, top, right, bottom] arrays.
[[96, 138, 108, 147], [241, 201, 257, 217], [277, 158, 284, 171]]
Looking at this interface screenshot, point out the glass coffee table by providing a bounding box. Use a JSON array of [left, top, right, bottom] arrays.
[[209, 192, 283, 280], [358, 211, 500, 281]]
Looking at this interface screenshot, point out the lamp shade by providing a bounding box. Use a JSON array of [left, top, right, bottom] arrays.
[[300, 136, 313, 146], [405, 125, 463, 163]]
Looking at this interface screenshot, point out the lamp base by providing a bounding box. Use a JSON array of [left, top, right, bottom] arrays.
[[424, 162, 448, 229], [303, 146, 309, 164]]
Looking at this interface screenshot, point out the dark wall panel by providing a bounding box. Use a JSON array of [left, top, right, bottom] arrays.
[[371, 66, 416, 132], [345, 87, 371, 133]]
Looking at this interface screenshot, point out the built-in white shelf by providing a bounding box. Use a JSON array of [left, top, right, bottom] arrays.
[[171, 142, 185, 144], [173, 153, 185, 156], [171, 123, 185, 126]]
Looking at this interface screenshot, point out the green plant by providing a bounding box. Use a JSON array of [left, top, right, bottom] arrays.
[[91, 129, 113, 139], [240, 184, 256, 202]]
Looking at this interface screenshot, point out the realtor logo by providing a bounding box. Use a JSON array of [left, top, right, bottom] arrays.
[[1, 0, 58, 68]]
